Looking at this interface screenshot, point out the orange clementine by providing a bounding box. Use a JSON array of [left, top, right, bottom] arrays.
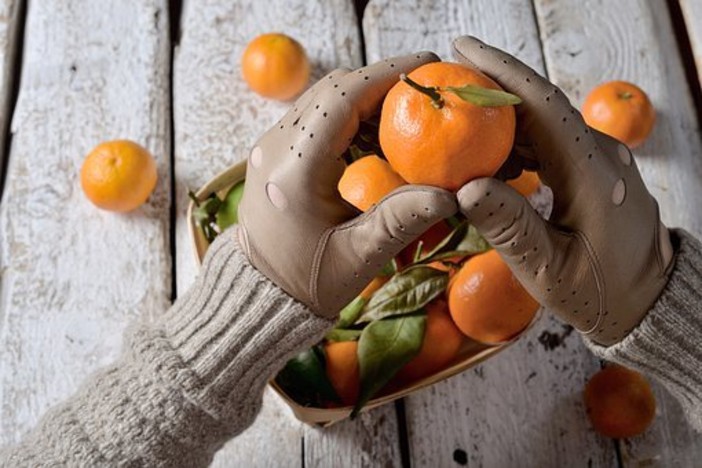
[[80, 140, 158, 212], [582, 80, 655, 148], [584, 365, 656, 438], [324, 340, 360, 406], [379, 62, 516, 191], [507, 170, 540, 197], [396, 300, 463, 382], [241, 33, 310, 101], [448, 250, 539, 344], [338, 155, 407, 212], [359, 276, 389, 300]]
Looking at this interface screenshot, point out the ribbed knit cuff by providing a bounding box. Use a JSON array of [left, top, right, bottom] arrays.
[[157, 229, 334, 422], [586, 229, 702, 432]]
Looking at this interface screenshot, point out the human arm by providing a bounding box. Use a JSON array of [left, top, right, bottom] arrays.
[[451, 36, 701, 431], [1, 232, 333, 467], [1, 53, 457, 466]]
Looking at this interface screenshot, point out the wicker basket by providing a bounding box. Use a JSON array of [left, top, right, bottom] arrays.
[[187, 161, 537, 427]]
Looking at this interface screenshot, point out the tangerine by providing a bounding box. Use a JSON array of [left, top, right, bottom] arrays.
[[396, 300, 463, 382], [582, 80, 655, 149], [241, 33, 310, 101], [80, 140, 158, 212], [507, 170, 541, 197], [584, 365, 656, 438], [359, 276, 389, 300], [338, 155, 407, 212], [324, 340, 360, 406], [379, 62, 516, 191], [448, 249, 539, 344]]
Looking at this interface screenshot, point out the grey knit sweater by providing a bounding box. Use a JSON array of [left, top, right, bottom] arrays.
[[1, 228, 701, 466]]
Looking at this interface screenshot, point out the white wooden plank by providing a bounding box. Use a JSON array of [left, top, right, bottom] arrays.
[[680, 0, 702, 88], [0, 0, 171, 446], [173, 1, 402, 466], [534, 0, 702, 465], [363, 1, 617, 466], [0, 0, 21, 183]]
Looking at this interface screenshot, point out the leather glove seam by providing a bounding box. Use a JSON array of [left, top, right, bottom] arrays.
[[309, 227, 333, 314], [576, 230, 607, 336]]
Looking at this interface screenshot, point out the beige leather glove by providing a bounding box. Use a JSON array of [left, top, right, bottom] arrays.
[[238, 53, 457, 318], [452, 36, 674, 346]]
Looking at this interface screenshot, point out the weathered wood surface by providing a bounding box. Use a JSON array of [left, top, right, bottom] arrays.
[[0, 0, 20, 183], [534, 0, 702, 465], [680, 0, 702, 89], [0, 0, 171, 447], [364, 1, 617, 466], [174, 1, 402, 466]]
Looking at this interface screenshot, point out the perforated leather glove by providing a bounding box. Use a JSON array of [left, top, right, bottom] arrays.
[[452, 36, 674, 346], [237, 53, 457, 318]]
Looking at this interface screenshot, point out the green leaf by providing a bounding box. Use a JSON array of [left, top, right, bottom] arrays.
[[216, 180, 245, 230], [352, 313, 426, 417], [325, 328, 363, 342], [192, 193, 223, 243], [417, 221, 469, 263], [417, 223, 491, 263], [454, 224, 491, 254], [192, 195, 222, 224], [275, 347, 340, 406], [444, 84, 522, 107], [358, 265, 448, 323], [379, 258, 398, 277], [336, 296, 367, 329]]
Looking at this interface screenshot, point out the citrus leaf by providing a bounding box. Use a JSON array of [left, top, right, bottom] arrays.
[[418, 223, 490, 263], [336, 296, 367, 329], [417, 221, 469, 263], [454, 224, 491, 254], [275, 346, 340, 406], [325, 328, 363, 342], [352, 313, 426, 418], [192, 195, 222, 224], [216, 180, 245, 230], [357, 265, 448, 323], [444, 85, 522, 107], [379, 258, 398, 277]]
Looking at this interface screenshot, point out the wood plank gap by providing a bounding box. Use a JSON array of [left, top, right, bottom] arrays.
[[0, 0, 26, 203], [354, 0, 369, 65], [666, 0, 702, 136], [394, 399, 412, 468], [167, 0, 182, 301], [168, 0, 182, 46], [300, 436, 306, 468]]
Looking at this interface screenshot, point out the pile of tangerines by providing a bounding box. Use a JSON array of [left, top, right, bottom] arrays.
[[270, 57, 549, 417]]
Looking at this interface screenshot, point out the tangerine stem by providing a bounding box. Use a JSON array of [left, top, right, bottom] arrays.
[[400, 73, 445, 109]]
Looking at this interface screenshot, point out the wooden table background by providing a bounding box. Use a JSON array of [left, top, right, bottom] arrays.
[[1, 0, 701, 466]]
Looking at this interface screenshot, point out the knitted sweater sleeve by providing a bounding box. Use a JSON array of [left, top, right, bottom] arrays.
[[0, 230, 334, 467], [587, 229, 702, 432]]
